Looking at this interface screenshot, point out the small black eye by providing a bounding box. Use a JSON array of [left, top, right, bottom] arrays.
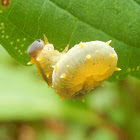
[[37, 39, 41, 42]]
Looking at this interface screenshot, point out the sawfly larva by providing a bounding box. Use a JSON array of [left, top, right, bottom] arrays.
[[27, 35, 121, 100]]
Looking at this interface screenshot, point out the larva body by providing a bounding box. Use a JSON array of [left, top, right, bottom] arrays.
[[52, 41, 118, 99], [27, 39, 63, 86], [35, 43, 62, 86], [27, 36, 120, 100]]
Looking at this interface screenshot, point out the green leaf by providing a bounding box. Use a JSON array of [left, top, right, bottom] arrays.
[[0, 0, 140, 80]]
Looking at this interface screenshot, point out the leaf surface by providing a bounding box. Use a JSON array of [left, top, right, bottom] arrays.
[[0, 0, 140, 80]]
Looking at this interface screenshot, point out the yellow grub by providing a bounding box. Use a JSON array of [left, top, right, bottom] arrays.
[[27, 36, 62, 87], [86, 54, 91, 60], [110, 54, 116, 58], [60, 73, 66, 79], [52, 65, 57, 70], [106, 40, 112, 45], [80, 42, 84, 48], [27, 58, 35, 65], [53, 41, 119, 100], [27, 37, 120, 100], [115, 67, 121, 71]]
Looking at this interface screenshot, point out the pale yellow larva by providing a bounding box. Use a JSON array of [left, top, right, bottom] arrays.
[[27, 35, 121, 100], [27, 36, 63, 86]]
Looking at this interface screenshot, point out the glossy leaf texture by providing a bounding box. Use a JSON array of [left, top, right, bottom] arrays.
[[0, 0, 140, 81]]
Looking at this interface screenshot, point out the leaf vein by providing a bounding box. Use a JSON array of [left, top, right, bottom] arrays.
[[34, 0, 46, 38], [0, 14, 35, 40]]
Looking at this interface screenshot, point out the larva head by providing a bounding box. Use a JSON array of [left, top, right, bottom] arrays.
[[27, 39, 44, 58]]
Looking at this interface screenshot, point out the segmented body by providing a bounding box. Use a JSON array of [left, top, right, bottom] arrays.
[[34, 43, 62, 86], [27, 37, 120, 100], [52, 41, 118, 99]]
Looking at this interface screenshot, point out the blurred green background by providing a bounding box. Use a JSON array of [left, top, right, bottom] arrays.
[[0, 45, 140, 140]]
